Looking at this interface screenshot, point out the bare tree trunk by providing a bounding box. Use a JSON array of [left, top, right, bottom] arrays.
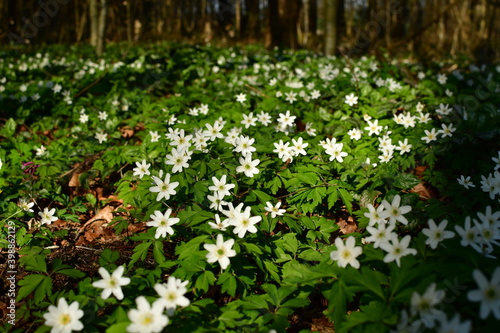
[[95, 0, 107, 56], [126, 0, 133, 42], [266, 0, 280, 48], [245, 0, 260, 41], [280, 0, 301, 49], [89, 0, 97, 46], [235, 0, 242, 39], [324, 0, 339, 55]]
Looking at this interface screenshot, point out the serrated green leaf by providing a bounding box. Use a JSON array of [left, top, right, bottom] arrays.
[[195, 270, 215, 293], [129, 241, 152, 266], [338, 188, 353, 214], [17, 274, 46, 301], [153, 240, 166, 264], [56, 269, 85, 278]]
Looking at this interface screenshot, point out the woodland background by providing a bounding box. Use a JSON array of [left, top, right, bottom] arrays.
[[1, 0, 499, 62]]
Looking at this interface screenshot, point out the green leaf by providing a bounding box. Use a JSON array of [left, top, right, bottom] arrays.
[[176, 235, 208, 260], [195, 270, 215, 293], [327, 187, 338, 209], [56, 269, 85, 278], [129, 241, 152, 266], [252, 189, 273, 203], [34, 275, 52, 303], [153, 240, 166, 265], [3, 118, 17, 137], [392, 173, 421, 190], [106, 322, 130, 333], [100, 249, 120, 265], [297, 173, 319, 185], [263, 260, 281, 282], [23, 254, 47, 273], [241, 242, 263, 255], [338, 188, 353, 214], [217, 271, 237, 297], [17, 274, 46, 301], [324, 280, 347, 330]]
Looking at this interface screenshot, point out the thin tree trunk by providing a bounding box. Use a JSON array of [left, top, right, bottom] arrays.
[[235, 0, 242, 39], [126, 0, 133, 42], [89, 0, 97, 46], [324, 0, 339, 55], [95, 0, 107, 56], [266, 0, 280, 48]]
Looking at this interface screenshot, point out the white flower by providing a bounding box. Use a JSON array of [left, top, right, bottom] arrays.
[[127, 296, 169, 333], [203, 234, 237, 270], [454, 216, 481, 250], [291, 137, 308, 156], [492, 151, 500, 171], [277, 110, 296, 128], [273, 140, 293, 162], [149, 131, 161, 142], [364, 224, 395, 249], [230, 206, 261, 238], [364, 119, 382, 136], [97, 111, 108, 120], [92, 265, 131, 300], [436, 103, 453, 116], [208, 214, 230, 231], [380, 234, 417, 266], [236, 154, 260, 178], [284, 91, 297, 104], [467, 267, 500, 319], [438, 123, 456, 138], [234, 136, 256, 157], [209, 175, 235, 197], [203, 122, 224, 141], [380, 194, 412, 225], [436, 314, 471, 333], [133, 160, 151, 179], [310, 90, 321, 99], [411, 283, 445, 328], [457, 175, 475, 189], [149, 174, 179, 201], [79, 113, 89, 124], [236, 93, 246, 103], [257, 111, 272, 126], [437, 73, 448, 85], [324, 142, 348, 163], [154, 276, 190, 315], [43, 298, 84, 333], [146, 209, 180, 239], [18, 198, 34, 213], [330, 236, 363, 269], [364, 204, 386, 226], [422, 219, 455, 249], [241, 112, 258, 129], [347, 128, 362, 141], [421, 128, 438, 143], [345, 93, 358, 106], [36, 145, 47, 156], [207, 191, 228, 211], [165, 148, 190, 173], [265, 202, 286, 218], [39, 207, 58, 225], [395, 138, 412, 155], [95, 131, 107, 144]]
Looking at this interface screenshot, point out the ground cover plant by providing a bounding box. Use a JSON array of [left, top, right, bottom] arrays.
[[0, 43, 499, 332]]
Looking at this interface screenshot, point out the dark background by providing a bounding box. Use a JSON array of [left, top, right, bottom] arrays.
[[1, 0, 499, 61]]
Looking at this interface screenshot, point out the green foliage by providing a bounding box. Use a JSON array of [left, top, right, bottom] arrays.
[[0, 43, 499, 332]]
